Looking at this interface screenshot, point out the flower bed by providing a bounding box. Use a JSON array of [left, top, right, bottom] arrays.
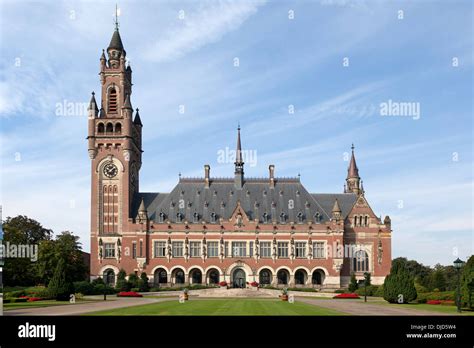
[[427, 300, 455, 306], [219, 281, 228, 287], [117, 291, 143, 297], [333, 293, 360, 299], [27, 297, 44, 302], [250, 281, 259, 287]]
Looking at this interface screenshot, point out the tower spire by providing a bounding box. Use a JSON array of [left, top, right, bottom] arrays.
[[346, 144, 361, 194], [234, 125, 244, 189]]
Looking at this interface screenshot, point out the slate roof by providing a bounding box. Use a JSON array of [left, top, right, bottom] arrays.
[[108, 29, 124, 51], [132, 179, 357, 224]]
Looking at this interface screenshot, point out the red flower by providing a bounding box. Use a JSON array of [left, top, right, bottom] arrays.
[[333, 293, 360, 299], [27, 297, 43, 302], [117, 291, 143, 297], [427, 300, 442, 305], [250, 281, 259, 287]]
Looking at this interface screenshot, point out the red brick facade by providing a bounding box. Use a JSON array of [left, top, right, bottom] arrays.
[[87, 27, 391, 289]]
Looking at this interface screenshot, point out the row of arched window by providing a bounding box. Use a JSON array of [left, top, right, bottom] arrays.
[[97, 122, 121, 134], [353, 215, 369, 227], [157, 211, 323, 224]]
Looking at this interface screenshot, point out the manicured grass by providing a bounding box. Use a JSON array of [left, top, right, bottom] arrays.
[[88, 298, 344, 316], [373, 301, 474, 315]]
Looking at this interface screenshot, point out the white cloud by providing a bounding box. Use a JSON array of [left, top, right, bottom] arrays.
[[143, 0, 266, 62]]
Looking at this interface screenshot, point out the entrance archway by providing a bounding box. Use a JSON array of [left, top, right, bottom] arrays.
[[277, 269, 289, 285], [312, 269, 325, 285], [207, 269, 220, 285], [103, 269, 115, 286], [190, 269, 202, 284], [154, 268, 168, 286], [259, 269, 272, 285], [232, 268, 246, 288]]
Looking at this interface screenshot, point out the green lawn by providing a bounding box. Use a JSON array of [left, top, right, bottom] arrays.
[[88, 298, 344, 316], [372, 301, 474, 315]]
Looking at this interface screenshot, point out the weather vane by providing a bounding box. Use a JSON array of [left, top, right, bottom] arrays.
[[114, 4, 120, 30]]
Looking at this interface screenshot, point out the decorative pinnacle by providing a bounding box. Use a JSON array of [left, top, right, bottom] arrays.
[[114, 4, 120, 30]]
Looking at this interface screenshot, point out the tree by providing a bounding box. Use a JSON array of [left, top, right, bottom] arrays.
[[115, 269, 130, 291], [429, 266, 446, 291], [348, 273, 358, 292], [138, 272, 150, 292], [461, 255, 474, 309], [2, 216, 52, 286], [47, 259, 74, 301], [128, 273, 139, 289], [364, 272, 371, 287], [383, 261, 417, 303]]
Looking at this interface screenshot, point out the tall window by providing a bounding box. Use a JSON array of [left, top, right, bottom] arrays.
[[132, 242, 136, 259], [353, 250, 369, 272], [295, 242, 306, 258], [277, 242, 288, 258], [249, 241, 253, 257], [104, 243, 115, 258], [314, 242, 326, 258], [208, 242, 218, 257], [232, 242, 246, 257], [108, 88, 117, 113], [260, 242, 271, 258], [190, 242, 201, 257], [154, 241, 166, 257], [224, 242, 229, 257], [139, 240, 143, 257], [172, 241, 183, 257]]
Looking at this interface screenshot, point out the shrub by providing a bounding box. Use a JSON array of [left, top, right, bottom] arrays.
[[73, 281, 94, 295], [93, 283, 116, 295], [128, 273, 139, 289], [5, 290, 26, 299], [138, 273, 150, 292], [415, 282, 428, 294], [91, 277, 104, 286], [149, 287, 160, 292], [461, 255, 474, 309], [348, 273, 358, 292], [288, 287, 316, 292], [334, 289, 346, 294], [374, 285, 385, 297], [115, 269, 130, 292], [131, 288, 140, 292], [383, 262, 417, 304], [355, 285, 380, 296]]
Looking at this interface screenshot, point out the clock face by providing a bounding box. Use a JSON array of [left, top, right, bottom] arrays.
[[103, 163, 118, 178]]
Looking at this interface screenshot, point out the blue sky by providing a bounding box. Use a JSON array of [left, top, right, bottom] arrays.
[[0, 0, 472, 266]]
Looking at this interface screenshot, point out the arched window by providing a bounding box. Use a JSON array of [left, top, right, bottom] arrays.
[[295, 270, 306, 285], [174, 270, 185, 284], [154, 268, 167, 285], [277, 270, 288, 285], [364, 216, 368, 226], [208, 269, 219, 284], [353, 250, 369, 272], [108, 87, 118, 113], [176, 213, 183, 223], [193, 212, 199, 223], [312, 270, 324, 285], [103, 269, 115, 286], [97, 123, 104, 133], [190, 269, 202, 284], [115, 122, 122, 134], [259, 269, 271, 285], [262, 212, 269, 223], [314, 212, 321, 223], [106, 122, 113, 133]]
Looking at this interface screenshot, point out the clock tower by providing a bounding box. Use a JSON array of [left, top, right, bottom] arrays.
[[87, 20, 143, 253]]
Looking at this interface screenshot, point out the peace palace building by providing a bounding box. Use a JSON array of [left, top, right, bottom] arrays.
[[87, 24, 392, 289]]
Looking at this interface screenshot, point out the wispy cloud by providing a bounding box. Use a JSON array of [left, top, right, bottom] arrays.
[[143, 0, 266, 62]]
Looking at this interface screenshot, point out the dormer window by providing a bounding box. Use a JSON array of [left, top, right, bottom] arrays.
[[280, 212, 286, 224], [262, 212, 269, 223], [297, 212, 303, 223], [314, 212, 321, 223], [193, 212, 199, 223], [210, 212, 217, 223], [158, 212, 165, 223], [176, 213, 183, 223]]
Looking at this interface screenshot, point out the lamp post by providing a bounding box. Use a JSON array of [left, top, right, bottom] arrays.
[[363, 272, 370, 303], [453, 258, 465, 313]]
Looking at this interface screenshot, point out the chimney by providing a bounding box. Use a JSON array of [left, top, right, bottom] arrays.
[[269, 165, 275, 188], [204, 164, 210, 188]]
